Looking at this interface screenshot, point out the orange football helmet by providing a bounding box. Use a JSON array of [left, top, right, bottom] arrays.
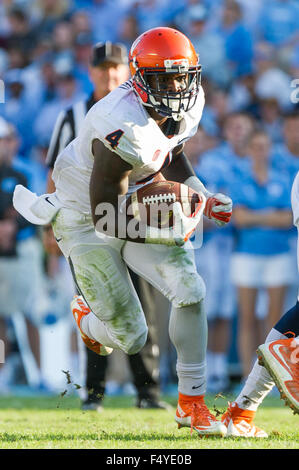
[[129, 27, 201, 121]]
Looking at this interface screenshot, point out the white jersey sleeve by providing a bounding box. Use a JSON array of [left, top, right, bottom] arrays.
[[81, 84, 143, 168]]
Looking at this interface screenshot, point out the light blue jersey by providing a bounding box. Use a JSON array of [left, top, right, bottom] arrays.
[[231, 168, 292, 256]]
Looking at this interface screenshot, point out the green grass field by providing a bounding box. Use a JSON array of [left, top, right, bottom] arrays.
[[0, 393, 298, 449]]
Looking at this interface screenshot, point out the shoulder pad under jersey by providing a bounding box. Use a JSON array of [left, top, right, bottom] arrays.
[[86, 81, 145, 167]]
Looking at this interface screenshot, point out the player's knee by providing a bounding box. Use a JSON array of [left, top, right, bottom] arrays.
[[173, 273, 206, 308], [124, 326, 148, 355]]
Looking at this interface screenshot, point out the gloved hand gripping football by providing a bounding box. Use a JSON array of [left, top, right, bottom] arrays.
[[145, 199, 205, 247], [204, 193, 232, 227]]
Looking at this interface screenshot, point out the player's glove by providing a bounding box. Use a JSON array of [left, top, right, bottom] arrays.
[[204, 193, 232, 227], [145, 196, 206, 247]]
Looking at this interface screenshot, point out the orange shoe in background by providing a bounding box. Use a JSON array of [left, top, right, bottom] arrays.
[[221, 402, 268, 437], [257, 336, 299, 414], [175, 392, 227, 437], [71, 295, 113, 356]]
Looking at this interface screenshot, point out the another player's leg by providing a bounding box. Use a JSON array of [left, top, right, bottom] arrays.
[[122, 241, 227, 437], [222, 302, 299, 436], [256, 302, 299, 414], [81, 347, 107, 411], [221, 324, 282, 437]]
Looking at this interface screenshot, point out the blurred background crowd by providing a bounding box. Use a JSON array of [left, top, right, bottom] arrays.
[[0, 0, 299, 403]]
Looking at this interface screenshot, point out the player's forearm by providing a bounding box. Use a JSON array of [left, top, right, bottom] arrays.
[[162, 151, 209, 193], [94, 206, 147, 243], [163, 151, 233, 227], [183, 175, 211, 198], [91, 184, 147, 243], [162, 151, 194, 183], [163, 149, 211, 197]]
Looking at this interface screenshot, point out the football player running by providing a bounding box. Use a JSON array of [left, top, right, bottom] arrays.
[[222, 172, 299, 437], [13, 27, 232, 436]]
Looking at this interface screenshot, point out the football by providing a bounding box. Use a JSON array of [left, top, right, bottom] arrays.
[[127, 180, 204, 229]]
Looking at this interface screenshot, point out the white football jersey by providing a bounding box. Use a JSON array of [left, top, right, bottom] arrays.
[[52, 80, 205, 214]]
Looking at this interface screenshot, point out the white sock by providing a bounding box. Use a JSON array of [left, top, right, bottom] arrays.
[[81, 313, 120, 350], [168, 300, 208, 396], [235, 328, 287, 411], [176, 361, 206, 396]]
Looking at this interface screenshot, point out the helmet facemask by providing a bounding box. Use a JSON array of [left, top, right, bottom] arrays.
[[133, 60, 202, 121]]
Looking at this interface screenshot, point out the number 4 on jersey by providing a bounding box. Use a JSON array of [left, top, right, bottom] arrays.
[[105, 129, 124, 149]]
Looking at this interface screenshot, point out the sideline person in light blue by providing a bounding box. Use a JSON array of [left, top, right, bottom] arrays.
[[230, 129, 294, 379]]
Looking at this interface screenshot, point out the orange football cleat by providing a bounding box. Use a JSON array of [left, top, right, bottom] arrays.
[[71, 295, 113, 356], [221, 402, 268, 437], [257, 335, 299, 414], [175, 393, 227, 437]]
